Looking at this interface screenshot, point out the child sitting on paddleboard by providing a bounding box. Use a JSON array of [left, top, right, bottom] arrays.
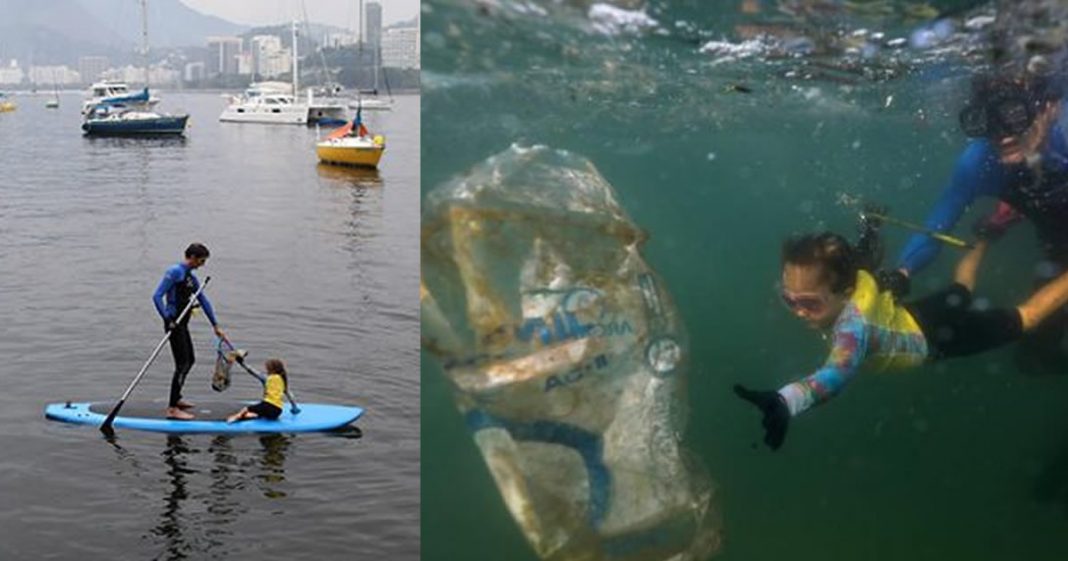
[[227, 358, 288, 423]]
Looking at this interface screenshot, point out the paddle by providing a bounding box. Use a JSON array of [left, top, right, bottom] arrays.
[[100, 276, 211, 436]]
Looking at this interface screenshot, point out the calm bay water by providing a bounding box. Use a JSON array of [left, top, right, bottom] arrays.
[[423, 2, 1068, 560], [0, 92, 418, 559]]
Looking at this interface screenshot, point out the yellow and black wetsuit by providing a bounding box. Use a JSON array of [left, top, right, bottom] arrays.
[[248, 373, 286, 420]]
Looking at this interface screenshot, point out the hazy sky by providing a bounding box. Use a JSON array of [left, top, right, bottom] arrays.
[[178, 0, 418, 29]]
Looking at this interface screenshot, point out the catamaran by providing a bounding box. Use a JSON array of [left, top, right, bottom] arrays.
[[219, 23, 347, 126]]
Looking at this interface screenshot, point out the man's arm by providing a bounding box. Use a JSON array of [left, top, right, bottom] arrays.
[[192, 276, 228, 342], [953, 240, 990, 292], [895, 142, 1004, 276], [152, 268, 177, 320], [196, 289, 218, 326]]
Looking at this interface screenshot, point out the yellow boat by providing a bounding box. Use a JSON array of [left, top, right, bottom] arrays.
[[315, 106, 385, 168], [316, 134, 385, 167], [0, 93, 15, 112]]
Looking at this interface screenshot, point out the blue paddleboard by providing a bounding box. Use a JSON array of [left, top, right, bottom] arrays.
[[45, 400, 364, 434]]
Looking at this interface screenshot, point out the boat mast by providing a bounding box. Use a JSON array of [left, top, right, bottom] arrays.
[[291, 20, 299, 97], [141, 0, 149, 88]]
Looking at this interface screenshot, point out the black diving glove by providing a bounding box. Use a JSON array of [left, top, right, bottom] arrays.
[[876, 269, 911, 298], [733, 384, 790, 451]]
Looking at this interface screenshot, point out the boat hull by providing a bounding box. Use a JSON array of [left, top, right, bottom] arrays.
[[307, 104, 349, 125], [219, 106, 307, 124], [316, 144, 385, 167], [347, 98, 392, 111], [82, 114, 189, 136]]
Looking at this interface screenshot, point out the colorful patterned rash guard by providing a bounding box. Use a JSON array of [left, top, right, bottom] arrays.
[[777, 270, 929, 417]]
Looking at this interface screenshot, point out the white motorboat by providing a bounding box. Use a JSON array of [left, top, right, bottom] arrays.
[[219, 82, 308, 124], [81, 81, 159, 116]]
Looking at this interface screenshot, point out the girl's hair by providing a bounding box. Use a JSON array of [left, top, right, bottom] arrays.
[[265, 358, 288, 384], [781, 232, 857, 294]]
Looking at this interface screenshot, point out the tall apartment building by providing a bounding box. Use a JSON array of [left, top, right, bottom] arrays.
[[366, 1, 383, 51], [382, 27, 419, 69], [206, 36, 243, 76], [250, 35, 290, 78]]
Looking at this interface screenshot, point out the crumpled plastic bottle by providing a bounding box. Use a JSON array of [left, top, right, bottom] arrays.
[[422, 145, 721, 561]]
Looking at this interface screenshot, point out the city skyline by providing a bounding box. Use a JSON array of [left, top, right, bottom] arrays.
[[178, 0, 418, 30]]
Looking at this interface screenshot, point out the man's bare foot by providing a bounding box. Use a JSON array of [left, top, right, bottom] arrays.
[[166, 407, 195, 420], [176, 399, 196, 409]]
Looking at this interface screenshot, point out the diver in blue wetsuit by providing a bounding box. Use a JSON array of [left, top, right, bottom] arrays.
[[884, 60, 1068, 374], [153, 243, 229, 419]]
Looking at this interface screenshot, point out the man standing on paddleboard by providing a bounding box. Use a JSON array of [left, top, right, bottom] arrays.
[[153, 243, 229, 420]]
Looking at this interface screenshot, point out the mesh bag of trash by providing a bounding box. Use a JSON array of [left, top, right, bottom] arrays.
[[212, 339, 235, 392], [422, 145, 721, 561]]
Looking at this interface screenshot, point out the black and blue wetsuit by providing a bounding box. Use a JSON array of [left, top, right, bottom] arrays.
[[153, 263, 219, 407], [896, 102, 1068, 373]]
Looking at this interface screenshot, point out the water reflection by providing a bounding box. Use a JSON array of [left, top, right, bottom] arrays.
[[81, 136, 189, 149], [315, 163, 384, 188], [155, 435, 200, 560], [139, 434, 292, 561], [255, 434, 291, 499], [324, 425, 364, 440]]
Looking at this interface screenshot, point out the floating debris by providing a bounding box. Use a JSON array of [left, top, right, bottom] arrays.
[[587, 3, 658, 36]]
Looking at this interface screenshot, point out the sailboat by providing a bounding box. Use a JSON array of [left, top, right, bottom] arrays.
[[46, 71, 60, 109], [82, 0, 188, 136], [315, 104, 385, 168], [0, 92, 15, 113]]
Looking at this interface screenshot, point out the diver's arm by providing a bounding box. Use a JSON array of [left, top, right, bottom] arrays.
[[776, 307, 868, 417], [953, 240, 989, 292], [733, 308, 868, 450], [896, 143, 1003, 275]]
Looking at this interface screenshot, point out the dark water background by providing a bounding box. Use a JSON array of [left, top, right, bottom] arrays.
[[422, 1, 1068, 560], [0, 92, 419, 559]]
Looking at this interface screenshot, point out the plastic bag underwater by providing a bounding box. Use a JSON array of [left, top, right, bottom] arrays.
[[421, 145, 721, 561]]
